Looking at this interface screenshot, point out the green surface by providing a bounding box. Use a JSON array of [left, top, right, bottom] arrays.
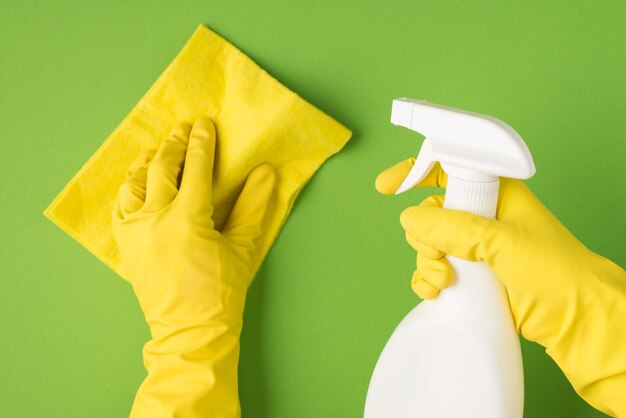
[[1, 1, 625, 417]]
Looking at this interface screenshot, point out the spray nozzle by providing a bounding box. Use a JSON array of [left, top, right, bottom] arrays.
[[391, 99, 535, 194]]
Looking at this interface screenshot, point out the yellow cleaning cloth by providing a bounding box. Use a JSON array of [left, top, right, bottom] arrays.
[[44, 25, 351, 277]]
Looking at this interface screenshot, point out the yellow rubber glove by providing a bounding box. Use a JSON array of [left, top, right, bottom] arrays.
[[112, 117, 276, 418], [376, 159, 626, 417]]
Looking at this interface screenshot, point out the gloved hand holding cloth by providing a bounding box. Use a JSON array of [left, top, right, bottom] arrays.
[[113, 118, 274, 417], [44, 25, 351, 418]]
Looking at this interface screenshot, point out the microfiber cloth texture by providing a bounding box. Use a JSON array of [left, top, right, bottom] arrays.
[[44, 25, 352, 278]]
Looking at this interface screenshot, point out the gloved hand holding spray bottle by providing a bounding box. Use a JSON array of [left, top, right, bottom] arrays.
[[365, 99, 534, 417]]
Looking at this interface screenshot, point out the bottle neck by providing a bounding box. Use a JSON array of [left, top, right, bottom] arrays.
[[443, 175, 500, 219]]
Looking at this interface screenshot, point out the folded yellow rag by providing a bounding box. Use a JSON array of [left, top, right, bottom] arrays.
[[44, 25, 352, 278]]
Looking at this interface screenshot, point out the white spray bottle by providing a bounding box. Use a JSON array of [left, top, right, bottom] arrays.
[[364, 99, 535, 418]]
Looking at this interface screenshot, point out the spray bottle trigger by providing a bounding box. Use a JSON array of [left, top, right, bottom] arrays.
[[395, 139, 437, 195]]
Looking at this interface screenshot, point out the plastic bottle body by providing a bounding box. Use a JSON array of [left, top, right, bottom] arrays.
[[365, 176, 524, 418]]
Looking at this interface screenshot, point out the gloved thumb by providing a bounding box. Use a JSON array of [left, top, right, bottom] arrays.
[[223, 164, 276, 252], [400, 204, 506, 264]]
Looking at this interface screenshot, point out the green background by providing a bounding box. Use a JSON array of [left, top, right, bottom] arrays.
[[1, 1, 625, 417]]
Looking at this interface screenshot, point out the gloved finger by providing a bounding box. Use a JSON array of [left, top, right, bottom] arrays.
[[143, 123, 191, 212], [419, 194, 445, 208], [375, 159, 448, 195], [405, 232, 443, 259], [126, 149, 156, 179], [222, 164, 276, 252], [416, 253, 454, 290], [411, 274, 439, 299], [118, 163, 149, 217], [179, 117, 216, 218], [401, 205, 505, 263], [403, 194, 446, 258]]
